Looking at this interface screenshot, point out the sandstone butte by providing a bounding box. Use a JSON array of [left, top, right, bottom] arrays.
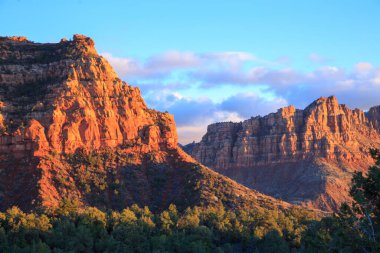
[[0, 35, 293, 212], [185, 96, 380, 212]]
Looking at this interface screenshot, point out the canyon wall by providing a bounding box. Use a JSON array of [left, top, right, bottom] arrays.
[[187, 96, 380, 211]]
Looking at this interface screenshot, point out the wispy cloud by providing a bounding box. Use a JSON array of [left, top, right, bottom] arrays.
[[220, 93, 288, 118], [308, 53, 330, 64], [102, 51, 257, 81], [355, 62, 374, 75]]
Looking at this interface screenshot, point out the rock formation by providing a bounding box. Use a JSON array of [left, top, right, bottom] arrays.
[[0, 35, 290, 212], [186, 96, 380, 211]]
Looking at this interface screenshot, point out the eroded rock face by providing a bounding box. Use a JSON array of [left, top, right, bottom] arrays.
[[187, 96, 380, 211], [0, 35, 290, 212], [0, 34, 177, 155]]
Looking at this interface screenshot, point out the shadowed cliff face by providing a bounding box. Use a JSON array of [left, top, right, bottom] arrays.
[[0, 35, 291, 212], [367, 105, 380, 132], [186, 96, 380, 211]]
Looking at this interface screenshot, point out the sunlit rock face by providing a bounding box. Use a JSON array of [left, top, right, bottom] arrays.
[[0, 34, 177, 155], [0, 35, 291, 212], [186, 96, 380, 211]]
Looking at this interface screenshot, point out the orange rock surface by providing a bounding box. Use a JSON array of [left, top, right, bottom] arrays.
[[186, 96, 380, 211]]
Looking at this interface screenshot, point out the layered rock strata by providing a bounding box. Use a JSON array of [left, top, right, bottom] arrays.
[[186, 96, 380, 211]]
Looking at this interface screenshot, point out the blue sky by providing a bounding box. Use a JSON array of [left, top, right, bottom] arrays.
[[1, 0, 380, 143]]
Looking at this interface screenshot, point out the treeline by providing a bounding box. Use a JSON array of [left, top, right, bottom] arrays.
[[0, 202, 318, 253], [0, 150, 379, 253]]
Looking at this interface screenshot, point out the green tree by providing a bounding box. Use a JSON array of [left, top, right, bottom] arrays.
[[335, 149, 380, 252], [257, 230, 289, 253], [304, 149, 380, 252]]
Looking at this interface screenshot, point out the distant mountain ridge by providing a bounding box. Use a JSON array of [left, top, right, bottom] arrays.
[[0, 35, 290, 212], [185, 96, 380, 211]]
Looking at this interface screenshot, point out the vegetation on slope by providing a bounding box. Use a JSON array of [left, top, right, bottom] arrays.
[[303, 149, 380, 252], [0, 149, 378, 253], [0, 203, 316, 253]]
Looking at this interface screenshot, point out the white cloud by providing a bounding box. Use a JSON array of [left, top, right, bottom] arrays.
[[101, 52, 136, 76], [102, 52, 198, 80], [102, 51, 257, 81], [308, 53, 329, 64], [355, 62, 374, 76], [220, 92, 288, 118], [146, 51, 200, 70], [373, 72, 380, 85], [203, 52, 255, 68]]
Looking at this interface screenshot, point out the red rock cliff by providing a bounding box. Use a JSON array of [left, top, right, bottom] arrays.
[[187, 96, 380, 211], [0, 34, 177, 155], [0, 35, 290, 212]]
